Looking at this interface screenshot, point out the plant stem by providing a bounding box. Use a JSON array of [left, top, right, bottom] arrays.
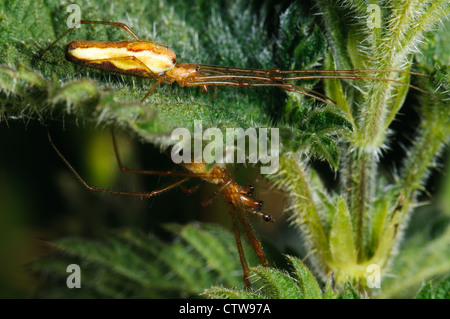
[[398, 104, 450, 223], [348, 148, 375, 263]]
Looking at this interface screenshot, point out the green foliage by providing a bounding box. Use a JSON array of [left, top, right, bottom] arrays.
[[31, 220, 447, 299], [29, 223, 258, 298], [0, 0, 349, 163], [416, 277, 450, 299], [378, 217, 450, 298], [1, 0, 449, 299], [205, 254, 362, 299], [281, 106, 352, 168], [328, 197, 357, 279], [271, 0, 450, 295]]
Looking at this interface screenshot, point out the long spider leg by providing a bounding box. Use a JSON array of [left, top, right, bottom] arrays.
[[200, 78, 336, 104], [282, 75, 441, 101], [194, 73, 432, 98], [233, 198, 269, 267], [195, 66, 440, 100], [191, 73, 335, 103], [185, 81, 336, 106], [141, 78, 164, 102], [78, 20, 139, 40], [179, 183, 201, 194], [193, 75, 273, 82], [200, 180, 233, 207], [40, 20, 139, 59], [279, 69, 433, 78], [226, 203, 251, 288], [197, 64, 433, 78], [48, 131, 190, 198], [111, 128, 221, 179], [269, 83, 337, 105]]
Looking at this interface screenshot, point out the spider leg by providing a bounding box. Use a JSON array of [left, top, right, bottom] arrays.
[[47, 131, 190, 198]]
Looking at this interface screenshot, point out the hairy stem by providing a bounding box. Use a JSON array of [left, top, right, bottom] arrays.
[[347, 148, 376, 263], [397, 102, 450, 224]]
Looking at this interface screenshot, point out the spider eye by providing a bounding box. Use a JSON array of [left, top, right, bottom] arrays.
[[256, 201, 263, 212], [263, 214, 273, 222], [246, 185, 254, 196]]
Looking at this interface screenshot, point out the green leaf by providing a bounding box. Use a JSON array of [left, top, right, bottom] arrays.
[[165, 223, 241, 286], [0, 0, 284, 143], [380, 220, 450, 298], [306, 108, 353, 134], [277, 1, 326, 70], [434, 65, 450, 91], [30, 223, 251, 298], [434, 277, 450, 299], [415, 277, 450, 299], [203, 286, 264, 299], [416, 282, 433, 299], [205, 255, 361, 299], [206, 256, 323, 299], [323, 51, 353, 123], [329, 197, 357, 273], [310, 135, 340, 168], [251, 266, 303, 299], [53, 80, 100, 115], [287, 255, 323, 299], [324, 277, 339, 299], [341, 283, 361, 299]]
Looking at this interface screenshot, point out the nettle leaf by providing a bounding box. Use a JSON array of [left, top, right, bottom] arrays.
[[434, 65, 450, 91], [304, 108, 353, 134], [0, 0, 285, 146], [204, 286, 263, 299], [32, 224, 343, 299], [310, 135, 340, 168], [416, 277, 450, 299], [205, 255, 360, 299], [0, 64, 47, 103], [329, 197, 357, 272], [322, 51, 352, 120], [341, 283, 361, 300], [164, 223, 242, 286], [324, 277, 340, 299], [416, 19, 450, 71], [415, 282, 433, 299], [433, 277, 450, 299], [0, 0, 342, 165], [206, 257, 309, 299], [281, 102, 352, 168], [29, 223, 257, 298], [277, 0, 326, 70], [251, 266, 304, 299], [379, 220, 450, 298], [287, 255, 323, 299], [280, 106, 349, 168]]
